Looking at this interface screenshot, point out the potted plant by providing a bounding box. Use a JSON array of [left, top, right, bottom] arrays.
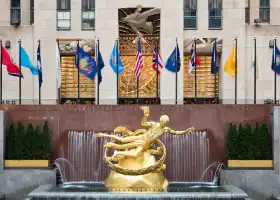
[[225, 122, 273, 168], [5, 121, 51, 168]]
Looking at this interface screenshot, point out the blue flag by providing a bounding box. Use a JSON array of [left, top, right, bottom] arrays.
[[109, 42, 124, 74], [165, 40, 181, 72], [37, 43, 43, 87], [20, 47, 38, 75], [211, 41, 218, 74], [75, 44, 97, 81], [97, 49, 105, 84], [272, 42, 280, 74]]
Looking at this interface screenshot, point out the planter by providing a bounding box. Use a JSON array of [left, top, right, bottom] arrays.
[[4, 160, 49, 168], [227, 160, 273, 168]]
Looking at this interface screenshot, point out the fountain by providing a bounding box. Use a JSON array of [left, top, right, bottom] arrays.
[[28, 106, 248, 199]]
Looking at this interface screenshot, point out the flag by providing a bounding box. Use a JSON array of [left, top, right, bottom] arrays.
[[56, 42, 61, 88], [272, 42, 280, 74], [251, 42, 259, 79], [134, 39, 144, 78], [152, 44, 164, 73], [37, 43, 43, 87], [224, 44, 237, 76], [211, 41, 218, 74], [1, 46, 22, 77], [75, 44, 97, 80], [109, 42, 124, 74], [188, 43, 195, 74], [165, 40, 181, 72], [97, 49, 105, 84], [20, 46, 38, 75]]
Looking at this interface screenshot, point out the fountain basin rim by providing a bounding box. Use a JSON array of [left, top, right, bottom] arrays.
[[28, 184, 248, 198]]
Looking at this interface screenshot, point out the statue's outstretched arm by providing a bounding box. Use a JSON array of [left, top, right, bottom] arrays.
[[165, 127, 195, 135]]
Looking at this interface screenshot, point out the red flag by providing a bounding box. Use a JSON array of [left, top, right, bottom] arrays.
[[1, 46, 22, 77]]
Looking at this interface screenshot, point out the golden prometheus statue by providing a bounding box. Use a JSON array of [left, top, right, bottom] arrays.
[[97, 106, 195, 192]]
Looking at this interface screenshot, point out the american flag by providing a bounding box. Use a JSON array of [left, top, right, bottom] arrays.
[[134, 39, 144, 79], [152, 45, 164, 73]]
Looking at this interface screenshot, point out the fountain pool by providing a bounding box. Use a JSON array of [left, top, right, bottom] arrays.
[[27, 182, 248, 199]]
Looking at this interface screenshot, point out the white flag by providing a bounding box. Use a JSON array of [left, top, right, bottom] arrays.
[[56, 41, 61, 88]]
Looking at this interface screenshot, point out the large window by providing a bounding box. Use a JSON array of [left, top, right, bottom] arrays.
[[10, 0, 21, 25], [208, 0, 222, 29], [82, 0, 95, 30], [57, 0, 71, 30], [245, 0, 250, 24], [260, 0, 270, 23], [184, 0, 197, 29], [184, 56, 219, 104], [30, 0, 34, 24]]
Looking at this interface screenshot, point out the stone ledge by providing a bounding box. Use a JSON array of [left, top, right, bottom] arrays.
[[0, 169, 56, 200]]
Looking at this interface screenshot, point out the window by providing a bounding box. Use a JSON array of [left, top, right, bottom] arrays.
[[184, 0, 197, 29], [10, 0, 21, 25], [82, 0, 95, 30], [245, 0, 250, 24], [260, 0, 270, 23], [30, 0, 34, 24], [57, 0, 71, 30], [208, 0, 222, 29]]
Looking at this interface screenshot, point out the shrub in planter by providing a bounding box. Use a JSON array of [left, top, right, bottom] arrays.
[[5, 121, 51, 167], [225, 122, 272, 168]]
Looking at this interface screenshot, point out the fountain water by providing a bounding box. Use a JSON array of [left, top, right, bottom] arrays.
[[57, 130, 211, 182]]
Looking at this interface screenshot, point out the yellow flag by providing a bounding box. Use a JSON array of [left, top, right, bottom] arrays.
[[224, 44, 237, 76]]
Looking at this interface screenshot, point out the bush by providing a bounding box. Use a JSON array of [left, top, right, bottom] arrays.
[[5, 121, 51, 160], [225, 122, 272, 160]]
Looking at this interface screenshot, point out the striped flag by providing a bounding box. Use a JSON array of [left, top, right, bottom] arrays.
[[134, 39, 144, 79], [152, 45, 164, 73]]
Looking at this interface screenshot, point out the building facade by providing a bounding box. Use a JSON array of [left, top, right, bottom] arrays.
[[0, 0, 279, 105]]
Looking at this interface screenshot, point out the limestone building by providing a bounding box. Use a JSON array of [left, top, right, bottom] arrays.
[[0, 0, 279, 105]]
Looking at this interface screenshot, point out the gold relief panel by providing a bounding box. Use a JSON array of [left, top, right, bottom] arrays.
[[119, 56, 159, 98], [184, 56, 218, 98], [61, 56, 95, 98]]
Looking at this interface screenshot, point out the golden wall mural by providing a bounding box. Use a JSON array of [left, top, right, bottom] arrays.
[[118, 6, 161, 98], [58, 39, 96, 99], [184, 37, 222, 98]]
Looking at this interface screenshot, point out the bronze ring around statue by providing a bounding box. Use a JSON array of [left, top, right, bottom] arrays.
[[104, 139, 167, 176]]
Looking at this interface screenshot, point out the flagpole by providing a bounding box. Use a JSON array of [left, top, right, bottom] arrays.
[[0, 39, 2, 101], [175, 37, 178, 104], [274, 36, 277, 103], [155, 37, 159, 104], [214, 38, 217, 102], [194, 38, 197, 103], [38, 39, 41, 105], [96, 38, 100, 105], [56, 39, 61, 104], [116, 38, 119, 104], [234, 37, 237, 104], [77, 38, 80, 103], [18, 39, 22, 105], [253, 36, 257, 104]]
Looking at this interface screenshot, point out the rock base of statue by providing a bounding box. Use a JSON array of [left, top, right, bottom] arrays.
[[105, 149, 168, 192]]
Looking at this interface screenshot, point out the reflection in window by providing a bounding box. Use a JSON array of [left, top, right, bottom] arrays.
[[208, 0, 222, 29], [260, 0, 270, 23], [57, 0, 71, 30], [245, 0, 250, 24], [184, 0, 197, 29], [82, 0, 95, 30]]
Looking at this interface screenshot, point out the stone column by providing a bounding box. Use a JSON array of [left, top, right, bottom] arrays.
[[273, 106, 280, 174], [0, 110, 8, 173]]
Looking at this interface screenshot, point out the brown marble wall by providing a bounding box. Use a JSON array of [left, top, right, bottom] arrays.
[[1, 104, 271, 164]]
